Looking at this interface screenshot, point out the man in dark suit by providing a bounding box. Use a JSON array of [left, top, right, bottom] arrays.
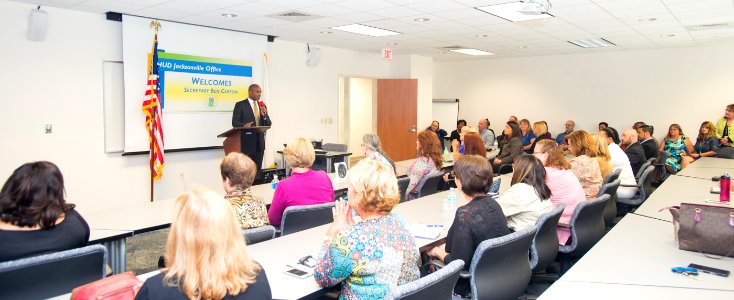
[[232, 84, 271, 177], [622, 128, 647, 175], [637, 125, 658, 160]]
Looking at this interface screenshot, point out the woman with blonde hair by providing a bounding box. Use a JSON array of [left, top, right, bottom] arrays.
[[566, 130, 603, 199], [659, 124, 694, 172], [220, 152, 269, 230], [315, 160, 420, 298], [533, 140, 584, 245], [136, 188, 271, 299], [269, 137, 334, 226], [406, 130, 443, 201], [590, 134, 613, 178], [690, 121, 719, 160], [528, 121, 550, 154], [451, 125, 478, 160]]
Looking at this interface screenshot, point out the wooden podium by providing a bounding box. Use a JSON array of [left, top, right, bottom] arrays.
[[217, 126, 270, 155]]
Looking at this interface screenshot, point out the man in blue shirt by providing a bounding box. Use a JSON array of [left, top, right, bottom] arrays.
[[555, 120, 575, 150]]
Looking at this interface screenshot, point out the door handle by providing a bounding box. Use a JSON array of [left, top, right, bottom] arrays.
[[410, 125, 417, 133]]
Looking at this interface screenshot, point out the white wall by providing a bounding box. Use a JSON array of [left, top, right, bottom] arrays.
[[0, 0, 423, 213], [434, 42, 734, 141], [347, 78, 374, 155]]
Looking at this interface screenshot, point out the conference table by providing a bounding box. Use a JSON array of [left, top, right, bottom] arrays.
[[540, 157, 734, 299]]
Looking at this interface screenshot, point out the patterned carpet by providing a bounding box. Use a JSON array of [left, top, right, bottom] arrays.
[[126, 228, 168, 275]]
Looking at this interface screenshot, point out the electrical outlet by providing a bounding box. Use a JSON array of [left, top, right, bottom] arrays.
[[45, 124, 52, 134]]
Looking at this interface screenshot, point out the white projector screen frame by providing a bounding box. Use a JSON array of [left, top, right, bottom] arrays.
[[431, 99, 459, 134]]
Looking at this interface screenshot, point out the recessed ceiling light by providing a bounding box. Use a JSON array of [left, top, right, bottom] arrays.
[[387, 42, 398, 46], [660, 34, 676, 38], [517, 45, 528, 49], [320, 31, 332, 34], [221, 13, 238, 18], [414, 18, 430, 22], [474, 34, 489, 38], [450, 48, 495, 56], [639, 17, 657, 22], [475, 2, 554, 22], [438, 50, 448, 54], [568, 38, 616, 48], [331, 24, 401, 37]]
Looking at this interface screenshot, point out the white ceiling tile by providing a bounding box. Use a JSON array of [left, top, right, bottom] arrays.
[[154, 1, 220, 14], [454, 15, 510, 26], [361, 19, 415, 30], [550, 3, 608, 16], [403, 0, 468, 13], [264, 0, 324, 10], [331, 11, 384, 23], [665, 0, 734, 14], [300, 4, 355, 17], [428, 7, 489, 20], [184, 0, 255, 8], [132, 6, 189, 20], [608, 6, 674, 19], [15, 0, 98, 8], [70, 0, 147, 13], [592, 0, 665, 11], [227, 2, 291, 15], [334, 0, 396, 11], [369, 5, 426, 18]]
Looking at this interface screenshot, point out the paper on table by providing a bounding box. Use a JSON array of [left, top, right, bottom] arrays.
[[408, 224, 445, 240]]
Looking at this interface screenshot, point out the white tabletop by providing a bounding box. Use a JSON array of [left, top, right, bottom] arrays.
[[539, 280, 734, 300], [80, 198, 176, 233], [559, 214, 734, 291], [676, 167, 734, 180], [88, 229, 132, 243], [634, 175, 732, 222], [685, 157, 734, 169]]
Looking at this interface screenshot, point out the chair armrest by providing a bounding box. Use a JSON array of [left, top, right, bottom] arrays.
[[619, 184, 637, 187], [420, 260, 446, 275], [459, 270, 472, 279], [557, 223, 571, 228]]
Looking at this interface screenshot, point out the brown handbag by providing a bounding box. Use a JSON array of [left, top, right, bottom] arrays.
[[70, 272, 143, 300], [666, 203, 734, 257]]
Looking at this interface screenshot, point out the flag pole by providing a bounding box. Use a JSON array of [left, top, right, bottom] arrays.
[[149, 20, 161, 202]]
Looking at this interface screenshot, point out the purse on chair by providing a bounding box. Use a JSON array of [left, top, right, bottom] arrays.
[[666, 203, 734, 257], [71, 272, 143, 300]]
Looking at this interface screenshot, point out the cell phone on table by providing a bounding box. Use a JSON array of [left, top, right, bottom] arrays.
[[284, 266, 312, 279], [688, 263, 730, 277]]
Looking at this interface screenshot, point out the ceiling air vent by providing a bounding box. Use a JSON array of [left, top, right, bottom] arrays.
[[685, 23, 731, 31], [267, 11, 322, 22]]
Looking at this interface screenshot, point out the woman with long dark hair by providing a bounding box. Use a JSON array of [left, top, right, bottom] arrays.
[[496, 155, 552, 232], [491, 121, 523, 173]]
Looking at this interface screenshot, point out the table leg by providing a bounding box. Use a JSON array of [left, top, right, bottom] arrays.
[[104, 238, 127, 274], [326, 157, 333, 173]]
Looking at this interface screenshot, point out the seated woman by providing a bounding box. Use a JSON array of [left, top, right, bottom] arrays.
[[716, 104, 734, 147], [406, 130, 443, 201], [427, 155, 510, 296], [427, 120, 448, 150], [533, 140, 585, 245], [220, 152, 269, 230], [590, 134, 614, 179], [451, 126, 478, 160], [269, 137, 334, 226], [529, 121, 550, 154], [496, 155, 553, 232], [136, 188, 271, 299], [690, 121, 720, 160], [443, 133, 486, 183], [492, 121, 523, 173], [566, 131, 604, 199], [315, 160, 420, 299], [361, 133, 396, 172], [0, 161, 89, 262], [659, 124, 694, 173], [520, 119, 537, 153]]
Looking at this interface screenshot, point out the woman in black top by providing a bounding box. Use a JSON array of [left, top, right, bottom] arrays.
[[427, 155, 511, 295], [427, 120, 449, 150], [492, 121, 523, 173], [136, 188, 271, 300], [0, 161, 89, 262]]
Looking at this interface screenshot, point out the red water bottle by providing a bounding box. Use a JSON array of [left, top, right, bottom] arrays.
[[720, 172, 730, 202]]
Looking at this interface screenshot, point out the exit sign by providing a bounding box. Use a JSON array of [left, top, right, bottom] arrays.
[[382, 48, 393, 60]]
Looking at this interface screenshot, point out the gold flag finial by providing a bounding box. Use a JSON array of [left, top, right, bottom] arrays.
[[150, 20, 161, 32]]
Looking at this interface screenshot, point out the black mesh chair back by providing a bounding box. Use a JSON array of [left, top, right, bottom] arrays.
[[469, 226, 537, 300], [0, 245, 107, 299], [559, 194, 610, 258], [598, 178, 621, 227], [530, 204, 564, 273], [242, 225, 276, 245], [385, 260, 464, 300], [417, 172, 443, 198], [397, 177, 411, 203], [280, 202, 335, 236], [602, 168, 621, 186]]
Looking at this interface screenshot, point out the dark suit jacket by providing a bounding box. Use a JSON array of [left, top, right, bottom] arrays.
[[232, 99, 272, 153], [639, 139, 658, 161], [625, 142, 647, 175]]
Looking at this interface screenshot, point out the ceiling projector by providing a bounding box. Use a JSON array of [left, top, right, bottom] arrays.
[[518, 0, 550, 15]]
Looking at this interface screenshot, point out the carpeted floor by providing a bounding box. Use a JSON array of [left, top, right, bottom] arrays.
[[125, 228, 169, 275]]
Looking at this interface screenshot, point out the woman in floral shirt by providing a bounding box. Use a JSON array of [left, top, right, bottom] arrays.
[[405, 130, 443, 201], [220, 152, 269, 230], [566, 131, 603, 199], [315, 160, 420, 299]]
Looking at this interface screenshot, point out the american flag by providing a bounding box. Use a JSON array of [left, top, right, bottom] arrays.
[[142, 24, 164, 180]]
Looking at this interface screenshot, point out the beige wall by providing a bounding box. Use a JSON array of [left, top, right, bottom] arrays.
[[434, 41, 734, 140], [347, 78, 374, 155]]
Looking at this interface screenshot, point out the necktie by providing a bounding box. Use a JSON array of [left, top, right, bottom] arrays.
[[253, 101, 260, 126]]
